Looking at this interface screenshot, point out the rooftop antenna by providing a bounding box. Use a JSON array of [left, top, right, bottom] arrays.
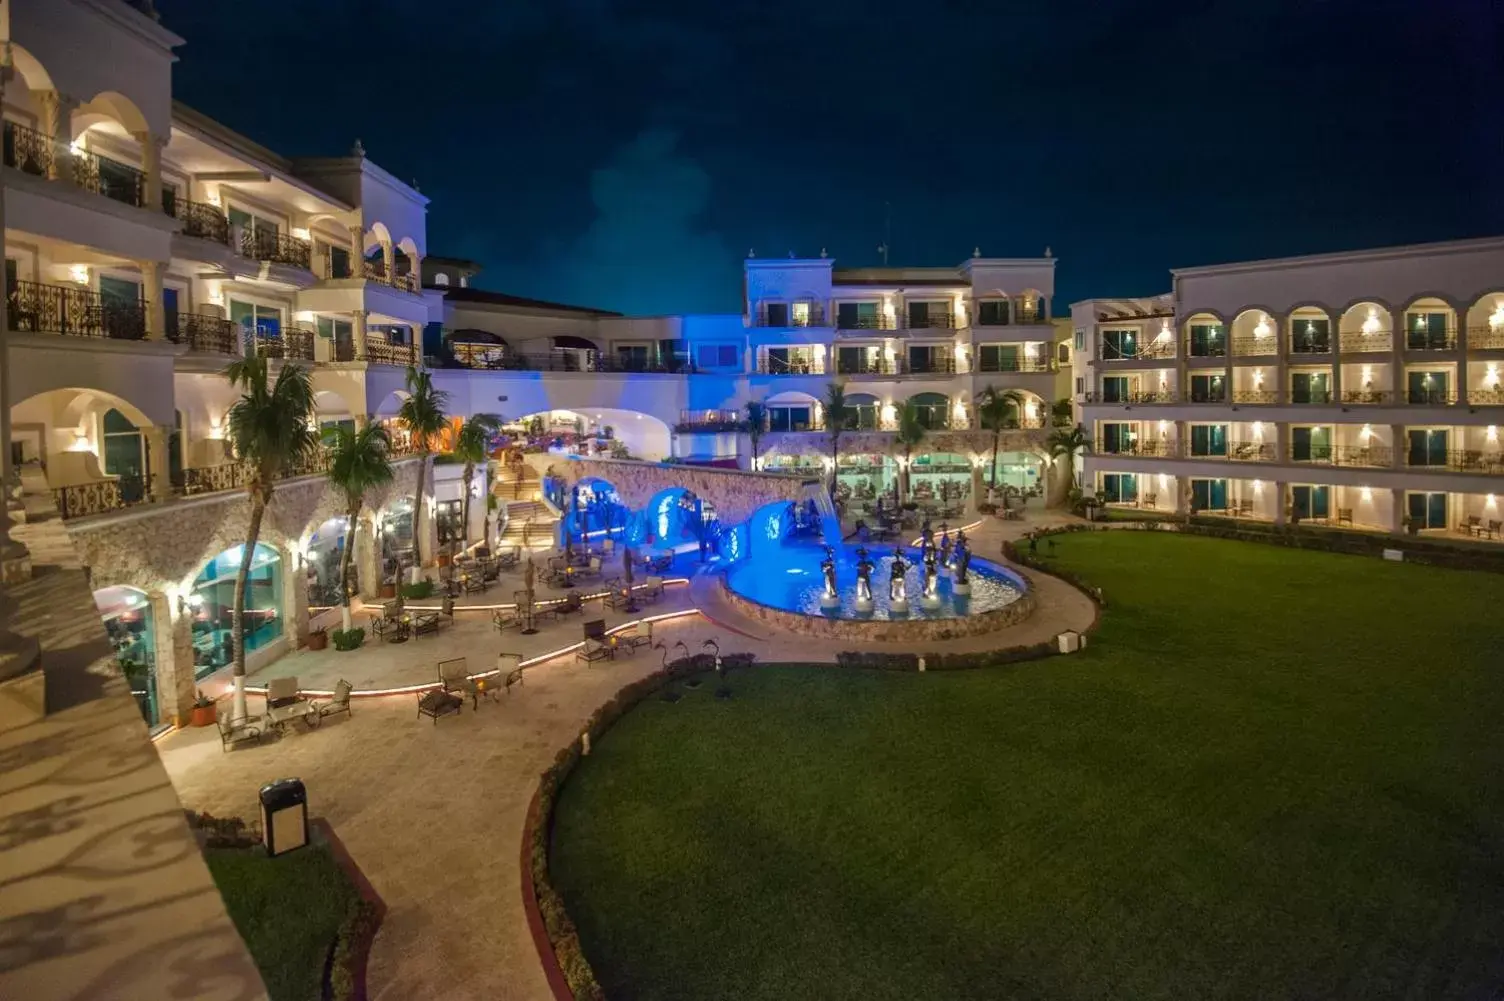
[[877, 200, 891, 266]]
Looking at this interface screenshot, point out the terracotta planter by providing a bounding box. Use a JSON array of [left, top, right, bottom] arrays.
[[380, 582, 397, 599], [190, 705, 217, 728], [306, 630, 329, 651], [438, 552, 452, 568]]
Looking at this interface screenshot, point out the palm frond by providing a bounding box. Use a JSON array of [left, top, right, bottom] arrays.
[[453, 413, 502, 463], [398, 365, 451, 451], [224, 359, 319, 486], [325, 421, 395, 507]]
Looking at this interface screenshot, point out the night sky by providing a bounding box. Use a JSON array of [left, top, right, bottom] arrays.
[[157, 0, 1503, 316]]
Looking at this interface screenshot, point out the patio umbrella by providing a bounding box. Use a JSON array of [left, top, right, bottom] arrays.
[[521, 555, 538, 634], [624, 545, 638, 613]]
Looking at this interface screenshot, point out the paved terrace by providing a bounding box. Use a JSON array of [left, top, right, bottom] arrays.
[[0, 505, 265, 999], [160, 509, 1090, 1001]]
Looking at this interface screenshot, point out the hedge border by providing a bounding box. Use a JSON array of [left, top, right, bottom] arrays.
[[312, 817, 387, 1001]]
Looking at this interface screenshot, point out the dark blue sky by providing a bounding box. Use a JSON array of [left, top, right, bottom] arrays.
[[158, 0, 1503, 315]]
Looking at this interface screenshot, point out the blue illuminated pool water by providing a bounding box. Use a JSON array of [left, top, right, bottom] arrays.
[[724, 540, 1025, 620]]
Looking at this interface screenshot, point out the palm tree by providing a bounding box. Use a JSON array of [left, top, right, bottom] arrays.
[[894, 400, 927, 504], [823, 381, 850, 494], [323, 422, 394, 632], [1047, 423, 1092, 497], [976, 387, 1027, 487], [396, 366, 449, 568], [743, 399, 767, 472], [223, 356, 319, 720], [453, 413, 502, 554]]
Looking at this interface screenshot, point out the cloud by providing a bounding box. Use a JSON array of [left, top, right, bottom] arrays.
[[549, 130, 733, 315]]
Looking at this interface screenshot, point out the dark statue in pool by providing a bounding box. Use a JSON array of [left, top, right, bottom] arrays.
[[921, 544, 939, 601], [889, 548, 909, 602], [855, 547, 874, 603], [954, 539, 972, 587], [820, 545, 838, 602], [938, 527, 953, 567]]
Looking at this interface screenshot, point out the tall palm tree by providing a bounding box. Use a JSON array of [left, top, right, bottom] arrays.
[[823, 381, 850, 494], [323, 421, 394, 632], [743, 399, 767, 472], [976, 386, 1027, 487], [1047, 423, 1092, 497], [223, 356, 318, 720], [895, 400, 927, 504], [396, 366, 449, 568], [453, 413, 502, 553]]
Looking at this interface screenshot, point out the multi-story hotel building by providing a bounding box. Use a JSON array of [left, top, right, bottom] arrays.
[[1072, 237, 1504, 537]]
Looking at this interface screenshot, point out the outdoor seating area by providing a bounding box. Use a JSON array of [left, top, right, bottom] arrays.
[[576, 618, 654, 666], [1458, 515, 1502, 540], [214, 677, 353, 751]]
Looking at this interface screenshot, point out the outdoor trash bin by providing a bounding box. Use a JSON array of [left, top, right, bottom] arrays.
[[259, 778, 309, 857]]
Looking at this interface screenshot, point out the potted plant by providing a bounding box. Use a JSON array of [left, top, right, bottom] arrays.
[[332, 627, 366, 651], [190, 689, 217, 728], [1402, 515, 1420, 536], [380, 576, 397, 599], [306, 626, 328, 651]]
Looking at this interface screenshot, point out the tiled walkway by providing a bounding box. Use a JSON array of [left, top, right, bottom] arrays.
[[159, 508, 1093, 1001]]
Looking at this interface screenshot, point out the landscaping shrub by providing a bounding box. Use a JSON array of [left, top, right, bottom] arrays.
[[331, 627, 365, 652], [399, 579, 436, 600]]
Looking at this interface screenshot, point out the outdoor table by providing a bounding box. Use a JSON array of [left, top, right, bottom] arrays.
[[265, 700, 319, 734]]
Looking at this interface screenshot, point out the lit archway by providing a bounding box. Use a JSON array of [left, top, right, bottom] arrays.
[[93, 585, 158, 724], [186, 544, 284, 679]]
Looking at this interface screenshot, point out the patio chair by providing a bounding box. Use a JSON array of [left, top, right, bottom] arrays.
[[603, 577, 632, 611], [577, 555, 603, 580], [439, 657, 487, 709], [642, 576, 665, 602], [462, 574, 488, 595], [646, 552, 673, 573], [1486, 519, 1502, 540], [481, 559, 502, 583], [383, 598, 404, 618], [412, 611, 441, 637], [621, 620, 653, 654], [1459, 515, 1481, 536], [1336, 508, 1353, 527], [493, 606, 521, 632], [265, 676, 304, 710], [555, 592, 584, 616], [317, 680, 353, 721], [576, 619, 612, 665], [217, 712, 260, 752], [497, 653, 525, 693], [497, 547, 520, 570], [1142, 493, 1157, 510]]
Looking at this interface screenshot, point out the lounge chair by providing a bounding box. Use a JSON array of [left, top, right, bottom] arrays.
[[439, 657, 488, 709], [603, 577, 633, 611], [642, 576, 665, 602], [493, 606, 521, 633], [576, 619, 612, 665], [317, 680, 353, 720], [412, 611, 441, 637], [217, 712, 260, 752], [620, 620, 653, 654], [265, 676, 304, 709]]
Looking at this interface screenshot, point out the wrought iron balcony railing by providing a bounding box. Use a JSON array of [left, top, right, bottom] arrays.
[[757, 359, 823, 375], [1468, 326, 1504, 350], [1288, 390, 1334, 404], [1227, 441, 1276, 461], [1289, 336, 1333, 354], [1082, 390, 1180, 404], [1232, 336, 1278, 357], [1339, 389, 1393, 404], [974, 357, 1057, 374], [1405, 449, 1504, 474], [836, 313, 897, 331], [365, 337, 417, 367], [2, 120, 54, 177], [1339, 331, 1392, 353], [239, 229, 312, 270], [903, 313, 957, 330], [1230, 390, 1277, 404], [902, 357, 957, 376], [1404, 331, 1458, 351], [674, 410, 744, 433], [1095, 439, 1179, 458], [251, 326, 315, 361], [362, 260, 418, 293], [174, 463, 250, 496], [55, 474, 152, 519], [1405, 388, 1458, 405], [1468, 389, 1504, 406], [835, 359, 899, 376], [171, 198, 231, 245], [170, 312, 241, 354], [1101, 339, 1175, 361], [755, 307, 827, 328], [8, 280, 147, 340], [70, 148, 147, 207]]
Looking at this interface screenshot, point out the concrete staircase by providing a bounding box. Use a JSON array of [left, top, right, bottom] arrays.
[[501, 499, 557, 552]]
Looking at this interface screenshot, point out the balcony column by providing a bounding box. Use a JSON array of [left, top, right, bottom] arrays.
[[140, 259, 166, 340], [282, 543, 309, 649], [132, 131, 166, 211], [381, 241, 395, 282], [1274, 480, 1288, 526], [152, 591, 197, 725], [1272, 312, 1289, 404], [37, 90, 76, 181], [352, 309, 368, 361], [1389, 487, 1405, 534], [1454, 300, 1469, 398], [408, 252, 422, 291], [144, 425, 171, 502], [1329, 309, 1343, 401], [1390, 307, 1405, 400], [347, 225, 364, 278], [1390, 425, 1405, 470], [1274, 421, 1288, 464]]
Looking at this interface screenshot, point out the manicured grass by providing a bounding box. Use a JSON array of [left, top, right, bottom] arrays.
[[550, 533, 1504, 1001], [206, 843, 359, 1001]]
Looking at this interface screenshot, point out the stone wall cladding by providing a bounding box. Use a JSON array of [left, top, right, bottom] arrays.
[[760, 428, 1048, 459], [552, 457, 813, 526], [719, 573, 1037, 643], [65, 458, 425, 591]]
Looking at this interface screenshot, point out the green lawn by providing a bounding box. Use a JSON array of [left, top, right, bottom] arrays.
[[206, 843, 360, 1001], [550, 533, 1504, 1001]]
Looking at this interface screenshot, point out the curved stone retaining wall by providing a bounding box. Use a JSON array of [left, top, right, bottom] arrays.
[[719, 571, 1036, 643]]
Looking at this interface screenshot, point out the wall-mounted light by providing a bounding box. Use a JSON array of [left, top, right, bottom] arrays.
[[1487, 425, 1499, 444], [1360, 486, 1373, 502], [1252, 479, 1264, 494], [1254, 313, 1272, 339], [292, 227, 311, 241], [1251, 421, 1264, 441], [68, 264, 89, 285], [1359, 423, 1373, 441], [1485, 363, 1501, 389], [1486, 493, 1498, 510], [1491, 300, 1504, 332], [1156, 321, 1172, 342], [1362, 308, 1382, 335], [1361, 365, 1374, 389], [1252, 369, 1264, 387]]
